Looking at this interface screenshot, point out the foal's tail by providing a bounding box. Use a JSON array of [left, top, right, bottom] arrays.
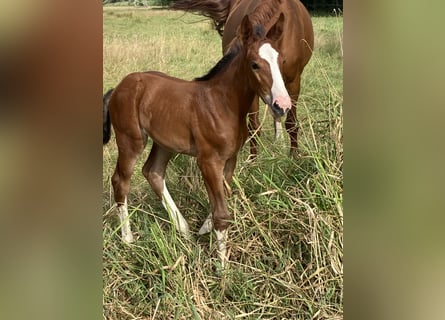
[[103, 88, 113, 145], [170, 0, 231, 36]]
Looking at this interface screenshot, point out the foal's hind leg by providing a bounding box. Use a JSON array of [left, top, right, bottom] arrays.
[[111, 136, 145, 243], [142, 143, 190, 237]]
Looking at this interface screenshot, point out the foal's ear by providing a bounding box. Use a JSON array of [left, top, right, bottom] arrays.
[[239, 14, 253, 43], [267, 13, 285, 42]]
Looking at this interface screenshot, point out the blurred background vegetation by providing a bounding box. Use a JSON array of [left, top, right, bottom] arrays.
[[103, 0, 343, 12]]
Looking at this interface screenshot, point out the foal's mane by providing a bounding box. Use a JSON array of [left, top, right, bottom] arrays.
[[194, 0, 283, 82], [194, 40, 242, 81]]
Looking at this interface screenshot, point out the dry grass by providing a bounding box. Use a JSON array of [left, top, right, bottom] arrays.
[[103, 7, 343, 319]]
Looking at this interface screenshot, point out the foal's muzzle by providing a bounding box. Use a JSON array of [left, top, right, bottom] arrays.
[[269, 95, 292, 119], [271, 102, 286, 117]]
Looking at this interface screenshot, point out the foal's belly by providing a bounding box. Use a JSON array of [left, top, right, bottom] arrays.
[[141, 115, 196, 156], [146, 129, 196, 156]]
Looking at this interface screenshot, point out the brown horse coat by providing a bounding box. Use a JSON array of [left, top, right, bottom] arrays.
[[172, 0, 314, 157]]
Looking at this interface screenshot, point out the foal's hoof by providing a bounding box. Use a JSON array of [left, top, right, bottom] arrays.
[[122, 232, 134, 244], [181, 229, 192, 241], [198, 217, 213, 235]]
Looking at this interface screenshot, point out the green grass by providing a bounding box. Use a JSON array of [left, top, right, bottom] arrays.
[[103, 7, 343, 319]]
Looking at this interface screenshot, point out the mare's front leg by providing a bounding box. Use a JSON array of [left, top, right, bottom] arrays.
[[197, 156, 230, 268], [247, 95, 260, 160], [285, 78, 302, 159], [274, 118, 283, 141]]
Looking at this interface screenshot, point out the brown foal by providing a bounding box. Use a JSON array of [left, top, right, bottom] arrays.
[[103, 14, 291, 268]]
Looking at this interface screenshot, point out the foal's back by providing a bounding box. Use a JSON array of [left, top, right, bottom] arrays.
[[109, 71, 210, 156]]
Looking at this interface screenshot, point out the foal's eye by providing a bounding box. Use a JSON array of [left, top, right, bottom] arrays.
[[251, 62, 260, 70]]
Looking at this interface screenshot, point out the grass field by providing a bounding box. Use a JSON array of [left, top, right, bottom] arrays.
[[103, 6, 343, 319]]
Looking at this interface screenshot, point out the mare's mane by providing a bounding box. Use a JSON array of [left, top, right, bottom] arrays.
[[249, 0, 283, 28]]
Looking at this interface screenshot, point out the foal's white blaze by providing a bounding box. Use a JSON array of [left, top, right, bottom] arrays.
[[258, 43, 291, 111], [215, 229, 228, 269], [117, 198, 134, 243], [161, 181, 190, 237]]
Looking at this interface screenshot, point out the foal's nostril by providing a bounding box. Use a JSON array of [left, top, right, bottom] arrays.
[[272, 102, 285, 117]]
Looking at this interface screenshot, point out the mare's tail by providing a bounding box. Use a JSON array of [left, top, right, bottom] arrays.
[[103, 88, 114, 145], [170, 0, 231, 36]]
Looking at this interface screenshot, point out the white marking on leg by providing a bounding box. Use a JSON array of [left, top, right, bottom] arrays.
[[274, 119, 283, 140], [199, 213, 213, 235], [215, 229, 228, 269], [117, 198, 134, 243], [161, 181, 190, 237], [259, 43, 291, 112]]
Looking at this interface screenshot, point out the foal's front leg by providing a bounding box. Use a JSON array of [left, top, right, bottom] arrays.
[[197, 156, 230, 268], [199, 155, 237, 235]]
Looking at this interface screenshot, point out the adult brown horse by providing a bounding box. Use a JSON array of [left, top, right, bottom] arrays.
[[103, 13, 290, 268], [172, 0, 314, 158]]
